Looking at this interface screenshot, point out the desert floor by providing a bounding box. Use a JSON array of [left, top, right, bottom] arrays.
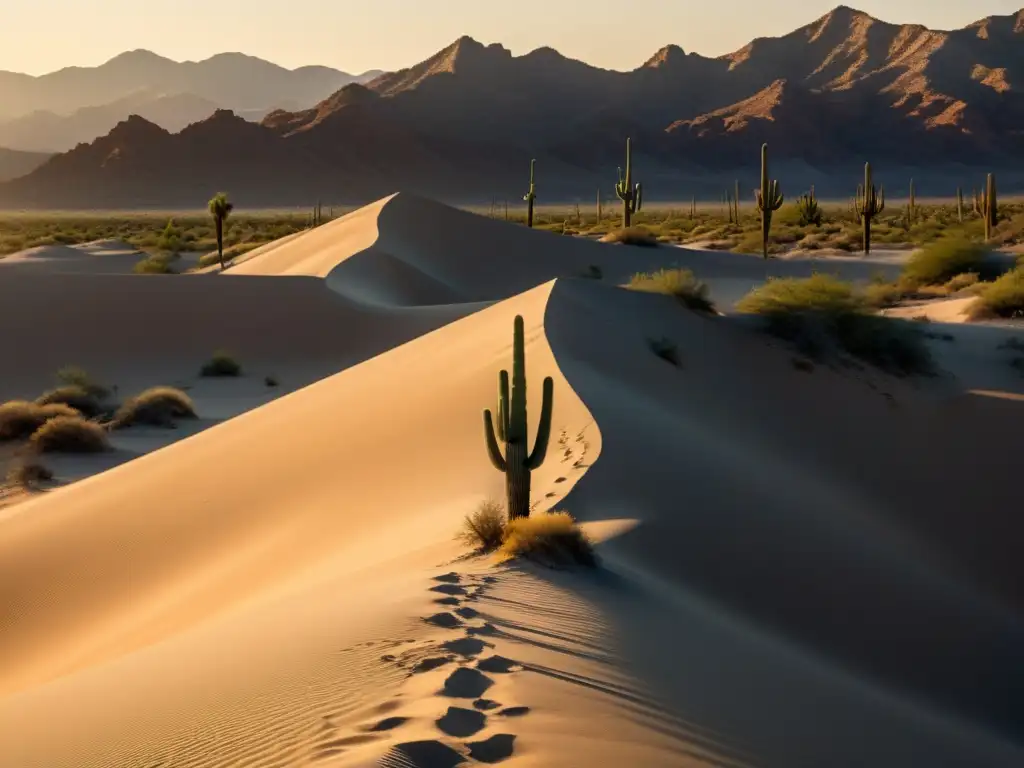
[[1, 193, 1023, 767]]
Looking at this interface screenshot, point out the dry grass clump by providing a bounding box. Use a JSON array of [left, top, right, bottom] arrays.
[[502, 511, 597, 567], [458, 499, 507, 552], [111, 387, 196, 428], [600, 226, 659, 247], [736, 274, 933, 376], [133, 254, 176, 274], [901, 239, 990, 287], [56, 366, 110, 399], [0, 401, 80, 440], [36, 385, 105, 418], [968, 267, 1024, 320], [200, 350, 242, 377], [6, 459, 54, 490], [29, 415, 109, 453], [626, 268, 715, 313]]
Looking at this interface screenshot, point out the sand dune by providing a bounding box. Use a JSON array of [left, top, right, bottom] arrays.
[[2, 194, 1023, 767]]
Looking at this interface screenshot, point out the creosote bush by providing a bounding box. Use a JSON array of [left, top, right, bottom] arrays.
[[133, 254, 176, 274], [200, 351, 242, 377], [736, 274, 933, 376], [111, 387, 196, 428], [502, 511, 597, 567], [968, 267, 1024, 319], [36, 385, 105, 418], [0, 401, 80, 440], [30, 415, 109, 453], [600, 226, 659, 247], [459, 499, 507, 552], [626, 268, 715, 313], [56, 366, 110, 399], [901, 239, 990, 287]]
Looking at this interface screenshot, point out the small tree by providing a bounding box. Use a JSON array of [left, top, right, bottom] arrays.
[[207, 192, 234, 271]]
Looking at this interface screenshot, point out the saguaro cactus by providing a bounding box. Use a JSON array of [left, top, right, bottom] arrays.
[[734, 179, 740, 223], [855, 162, 885, 255], [956, 187, 964, 224], [615, 137, 642, 228], [523, 159, 537, 228], [596, 188, 602, 221], [482, 315, 554, 520], [907, 179, 915, 226], [754, 143, 784, 260], [981, 172, 997, 240]]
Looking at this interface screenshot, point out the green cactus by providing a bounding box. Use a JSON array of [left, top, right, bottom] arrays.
[[956, 187, 964, 224], [855, 162, 885, 255], [734, 179, 740, 224], [754, 143, 784, 260], [690, 195, 696, 219], [523, 159, 537, 228], [981, 172, 997, 240], [482, 315, 554, 520], [596, 188, 602, 221], [615, 137, 642, 228], [796, 188, 822, 226], [907, 179, 915, 226]]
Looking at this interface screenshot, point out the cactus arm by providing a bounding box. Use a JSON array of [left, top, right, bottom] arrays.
[[497, 369, 509, 442], [483, 410, 507, 471], [526, 377, 554, 469], [635, 182, 643, 211]]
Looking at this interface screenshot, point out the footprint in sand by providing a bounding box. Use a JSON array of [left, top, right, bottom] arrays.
[[434, 572, 462, 584], [467, 734, 516, 764], [497, 706, 530, 718], [380, 740, 465, 768], [434, 596, 461, 606], [443, 637, 489, 658], [442, 666, 494, 698], [364, 716, 410, 732], [411, 655, 454, 674], [475, 655, 521, 674], [430, 583, 467, 596], [436, 705, 488, 737], [454, 606, 479, 619], [473, 698, 501, 711], [425, 612, 463, 629]]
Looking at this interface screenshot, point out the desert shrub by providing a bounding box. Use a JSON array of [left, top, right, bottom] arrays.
[[943, 272, 980, 293], [502, 511, 596, 567], [736, 274, 933, 376], [901, 239, 989, 287], [111, 387, 196, 428], [648, 337, 680, 366], [968, 267, 1024, 319], [56, 366, 109, 399], [458, 499, 507, 552], [35, 385, 104, 418], [6, 459, 53, 490], [133, 254, 175, 274], [198, 251, 224, 269], [0, 401, 80, 440], [626, 268, 715, 313], [600, 226, 659, 247], [30, 415, 109, 453], [200, 351, 242, 377]]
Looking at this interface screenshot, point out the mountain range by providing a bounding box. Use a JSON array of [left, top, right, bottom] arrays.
[[1, 5, 1023, 209]]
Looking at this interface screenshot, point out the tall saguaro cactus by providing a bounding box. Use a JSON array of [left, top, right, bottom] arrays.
[[734, 179, 740, 223], [956, 187, 964, 224], [907, 179, 916, 226], [482, 315, 554, 520], [754, 143, 784, 260], [523, 159, 537, 228], [615, 137, 643, 228], [855, 162, 885, 255], [981, 172, 997, 240]]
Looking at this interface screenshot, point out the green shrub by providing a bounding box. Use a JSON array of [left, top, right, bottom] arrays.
[[502, 511, 596, 567], [901, 239, 989, 287], [736, 274, 933, 376], [36, 385, 105, 418], [56, 366, 110, 399], [458, 499, 507, 552], [626, 268, 715, 313], [600, 227, 659, 247], [111, 387, 196, 428], [200, 351, 242, 377], [968, 267, 1024, 320], [0, 401, 80, 440], [133, 254, 175, 274], [30, 416, 109, 453]]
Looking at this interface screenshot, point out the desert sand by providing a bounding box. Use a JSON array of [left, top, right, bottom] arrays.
[[2, 193, 1023, 768]]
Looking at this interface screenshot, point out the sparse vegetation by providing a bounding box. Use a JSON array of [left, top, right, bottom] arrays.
[[30, 415, 109, 453], [626, 268, 715, 313], [6, 458, 54, 490], [901, 239, 990, 287], [200, 351, 242, 377], [111, 387, 196, 428], [0, 401, 81, 440], [600, 226, 658, 247], [736, 274, 933, 376], [36, 385, 105, 418], [133, 253, 176, 274], [459, 499, 507, 552], [968, 267, 1024, 319], [56, 366, 109, 399], [208, 192, 235, 271], [614, 137, 642, 228], [501, 510, 596, 567]]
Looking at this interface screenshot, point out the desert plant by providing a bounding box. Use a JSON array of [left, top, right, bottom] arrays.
[[36, 385, 104, 418], [458, 498, 507, 552], [902, 239, 989, 287], [207, 192, 234, 271], [796, 189, 822, 226], [264, 375, 279, 387], [501, 510, 596, 567], [956, 187, 964, 224], [968, 267, 1024, 319], [30, 415, 109, 453], [200, 351, 241, 377], [754, 143, 784, 259], [56, 366, 109, 399], [907, 178, 916, 225], [615, 137, 643, 228], [523, 159, 536, 228], [482, 315, 554, 520], [733, 179, 741, 223], [0, 401, 80, 440], [855, 162, 885, 254], [111, 387, 196, 428], [6, 458, 54, 490], [981, 173, 997, 240], [626, 268, 714, 313], [157, 218, 181, 253], [648, 337, 680, 366], [134, 254, 175, 274], [599, 226, 658, 247]]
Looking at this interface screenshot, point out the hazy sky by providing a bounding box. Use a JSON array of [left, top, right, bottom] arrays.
[[2, 0, 1020, 76]]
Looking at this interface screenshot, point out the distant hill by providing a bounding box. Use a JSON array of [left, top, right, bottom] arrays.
[[0, 50, 382, 122], [0, 147, 52, 183], [1, 5, 1022, 209]]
